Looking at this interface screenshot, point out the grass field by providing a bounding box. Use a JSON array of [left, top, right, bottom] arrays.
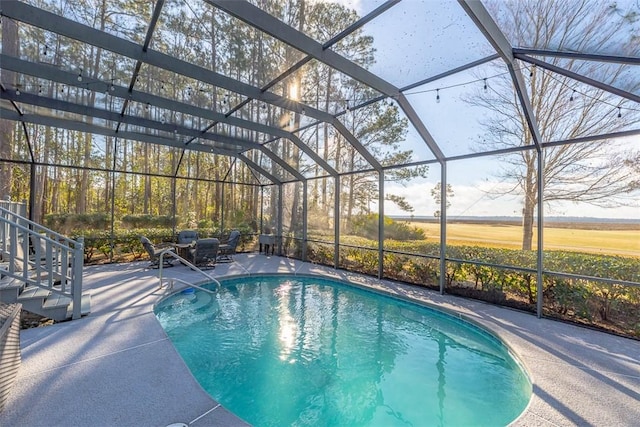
[[405, 221, 640, 258]]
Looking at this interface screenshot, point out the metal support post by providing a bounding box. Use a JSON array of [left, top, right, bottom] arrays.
[[220, 183, 225, 233], [110, 138, 118, 262], [29, 164, 36, 223], [72, 237, 84, 320], [439, 163, 447, 295], [171, 177, 177, 239], [110, 170, 116, 263], [302, 181, 308, 261], [277, 184, 283, 256], [378, 171, 384, 279], [334, 176, 340, 269], [260, 186, 264, 232], [536, 152, 545, 318]]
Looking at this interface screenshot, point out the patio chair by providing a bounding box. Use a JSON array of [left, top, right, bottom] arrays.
[[217, 230, 240, 263], [177, 230, 199, 245], [189, 238, 219, 270], [140, 236, 174, 268]]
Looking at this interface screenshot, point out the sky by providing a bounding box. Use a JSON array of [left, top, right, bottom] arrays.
[[337, 0, 640, 220], [384, 178, 640, 219]]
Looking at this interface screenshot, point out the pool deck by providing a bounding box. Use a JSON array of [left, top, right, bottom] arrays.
[[1, 254, 638, 426]]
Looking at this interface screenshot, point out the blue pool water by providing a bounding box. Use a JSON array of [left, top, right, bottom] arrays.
[[155, 275, 531, 426]]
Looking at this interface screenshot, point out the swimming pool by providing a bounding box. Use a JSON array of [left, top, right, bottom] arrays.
[[155, 275, 531, 426]]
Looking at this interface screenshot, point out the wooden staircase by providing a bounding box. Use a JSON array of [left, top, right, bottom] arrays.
[[0, 201, 90, 322]]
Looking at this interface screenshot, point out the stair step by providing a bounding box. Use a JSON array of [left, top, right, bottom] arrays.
[[43, 293, 71, 309], [0, 276, 21, 290], [0, 276, 24, 304], [17, 286, 50, 300], [4, 212, 87, 322]]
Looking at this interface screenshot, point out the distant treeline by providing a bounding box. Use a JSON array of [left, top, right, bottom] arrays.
[[393, 216, 640, 230]]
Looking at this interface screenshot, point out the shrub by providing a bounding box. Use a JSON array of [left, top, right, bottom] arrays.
[[120, 214, 174, 229], [349, 214, 426, 241], [307, 242, 334, 266], [78, 228, 175, 263], [44, 212, 109, 233]]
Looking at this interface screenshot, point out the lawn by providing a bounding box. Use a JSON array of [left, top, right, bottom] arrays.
[[406, 221, 640, 258]]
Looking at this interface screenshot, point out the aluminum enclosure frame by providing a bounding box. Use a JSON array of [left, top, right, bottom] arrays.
[[1, 0, 638, 321]]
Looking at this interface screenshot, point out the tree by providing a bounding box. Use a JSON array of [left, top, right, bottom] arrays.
[[431, 182, 454, 218], [0, 14, 19, 199], [469, 0, 640, 250]]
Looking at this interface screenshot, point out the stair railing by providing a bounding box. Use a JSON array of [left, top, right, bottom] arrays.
[[0, 199, 26, 261], [0, 206, 84, 319], [157, 249, 220, 293]]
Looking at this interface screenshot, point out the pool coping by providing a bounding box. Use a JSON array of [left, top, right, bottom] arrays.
[[1, 254, 638, 426]]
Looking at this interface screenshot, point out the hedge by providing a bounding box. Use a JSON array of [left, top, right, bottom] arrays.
[[306, 240, 640, 339], [75, 225, 256, 263]]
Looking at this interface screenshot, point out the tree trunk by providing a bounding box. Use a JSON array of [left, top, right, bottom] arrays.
[[0, 17, 19, 199], [522, 148, 542, 251], [288, 0, 305, 236], [522, 199, 535, 251], [322, 68, 333, 211], [77, 131, 90, 213], [33, 126, 49, 223], [215, 168, 221, 226], [143, 143, 150, 214], [347, 150, 355, 222], [521, 157, 537, 251]]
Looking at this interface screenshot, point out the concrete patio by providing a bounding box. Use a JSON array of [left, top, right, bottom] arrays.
[[1, 254, 638, 426]]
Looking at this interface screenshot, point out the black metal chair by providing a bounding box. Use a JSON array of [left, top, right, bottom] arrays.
[[140, 236, 174, 268], [217, 230, 240, 262], [177, 230, 198, 245], [189, 238, 219, 270]]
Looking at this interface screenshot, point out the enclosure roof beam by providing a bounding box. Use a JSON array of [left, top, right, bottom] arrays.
[[0, 107, 243, 158], [0, 90, 263, 151], [210, 1, 403, 175], [207, 0, 401, 128], [395, 94, 445, 161], [512, 48, 640, 65], [0, 1, 327, 118], [0, 156, 275, 186], [331, 120, 383, 171], [236, 154, 282, 185], [0, 55, 335, 177], [458, 0, 543, 152], [516, 54, 640, 104], [256, 150, 306, 182], [429, 127, 640, 162], [286, 134, 337, 176], [207, 0, 399, 96], [542, 128, 640, 149], [206, 0, 444, 165], [326, 0, 401, 47], [401, 54, 501, 92], [116, 0, 165, 132], [0, 109, 289, 187], [1, 89, 302, 182], [0, 2, 338, 177]]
